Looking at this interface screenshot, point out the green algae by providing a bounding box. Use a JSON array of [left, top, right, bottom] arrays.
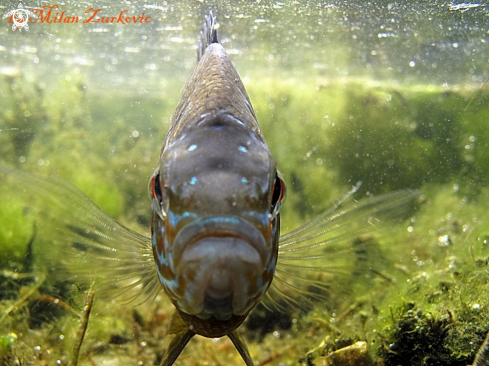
[[376, 264, 489, 366], [0, 71, 47, 164], [1, 70, 489, 365], [373, 186, 489, 366], [0, 187, 34, 269]]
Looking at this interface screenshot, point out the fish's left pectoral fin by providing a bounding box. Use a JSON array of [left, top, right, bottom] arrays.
[[268, 189, 423, 312], [160, 329, 195, 366], [228, 330, 254, 366]]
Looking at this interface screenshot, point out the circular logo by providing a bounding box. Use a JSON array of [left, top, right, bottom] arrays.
[[4, 7, 37, 31], [12, 9, 29, 28]]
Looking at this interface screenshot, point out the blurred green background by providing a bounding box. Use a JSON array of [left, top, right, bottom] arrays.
[[1, 1, 489, 365]]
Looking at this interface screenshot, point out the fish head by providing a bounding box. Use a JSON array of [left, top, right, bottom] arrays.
[[149, 115, 286, 333]]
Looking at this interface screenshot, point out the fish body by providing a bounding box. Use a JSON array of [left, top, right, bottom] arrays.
[[150, 10, 282, 338], [0, 11, 422, 366], [149, 12, 285, 363]]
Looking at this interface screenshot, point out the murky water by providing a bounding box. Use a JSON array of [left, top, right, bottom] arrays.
[[1, 1, 489, 365], [1, 1, 488, 89]]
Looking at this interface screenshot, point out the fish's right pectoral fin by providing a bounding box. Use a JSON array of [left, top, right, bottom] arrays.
[[0, 167, 159, 305], [160, 329, 195, 366]]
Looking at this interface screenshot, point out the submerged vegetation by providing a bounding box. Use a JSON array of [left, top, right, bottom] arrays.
[[0, 68, 488, 365]]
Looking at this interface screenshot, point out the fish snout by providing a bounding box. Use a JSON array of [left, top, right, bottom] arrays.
[[172, 216, 269, 320]]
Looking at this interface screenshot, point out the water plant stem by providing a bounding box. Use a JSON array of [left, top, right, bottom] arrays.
[[71, 282, 95, 366]]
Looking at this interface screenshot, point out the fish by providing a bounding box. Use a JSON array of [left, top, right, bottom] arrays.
[[0, 11, 421, 366]]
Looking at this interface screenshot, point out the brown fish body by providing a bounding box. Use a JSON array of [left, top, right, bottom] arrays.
[[165, 40, 263, 147], [148, 12, 285, 365]]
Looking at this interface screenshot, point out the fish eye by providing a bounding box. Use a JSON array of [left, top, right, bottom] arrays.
[[270, 171, 286, 217], [149, 169, 167, 219], [150, 173, 163, 204]]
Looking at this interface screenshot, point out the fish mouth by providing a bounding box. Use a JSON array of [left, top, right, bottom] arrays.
[[172, 216, 268, 318], [172, 216, 268, 266]]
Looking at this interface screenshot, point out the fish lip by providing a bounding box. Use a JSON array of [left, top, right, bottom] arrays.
[[171, 215, 268, 269]]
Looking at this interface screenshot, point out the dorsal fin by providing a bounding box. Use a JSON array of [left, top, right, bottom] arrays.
[[197, 11, 219, 62]]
